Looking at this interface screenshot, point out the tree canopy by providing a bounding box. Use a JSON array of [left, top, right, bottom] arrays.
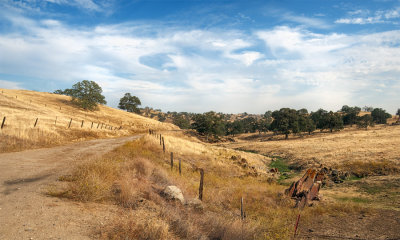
[[54, 80, 106, 110], [118, 93, 141, 113], [371, 108, 392, 124]]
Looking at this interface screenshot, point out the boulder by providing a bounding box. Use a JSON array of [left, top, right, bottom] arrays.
[[163, 186, 185, 204], [185, 198, 203, 210]]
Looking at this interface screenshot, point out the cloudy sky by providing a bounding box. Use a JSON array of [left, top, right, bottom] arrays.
[[0, 0, 399, 114]]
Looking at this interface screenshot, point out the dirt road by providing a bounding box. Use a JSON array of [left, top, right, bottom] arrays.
[[0, 135, 141, 240]]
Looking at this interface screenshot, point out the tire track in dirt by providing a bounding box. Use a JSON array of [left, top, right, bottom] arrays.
[[0, 135, 141, 240]]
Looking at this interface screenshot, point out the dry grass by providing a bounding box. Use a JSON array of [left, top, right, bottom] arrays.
[[221, 125, 400, 175], [52, 133, 370, 239], [0, 88, 177, 152]]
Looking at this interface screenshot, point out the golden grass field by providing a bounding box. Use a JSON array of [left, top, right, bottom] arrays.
[[52, 132, 375, 240], [0, 88, 178, 152], [2, 89, 399, 239], [220, 124, 400, 175]]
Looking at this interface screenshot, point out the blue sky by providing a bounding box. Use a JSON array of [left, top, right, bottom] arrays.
[[0, 0, 399, 114]]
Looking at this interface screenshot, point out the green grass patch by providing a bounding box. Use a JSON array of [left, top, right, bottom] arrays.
[[269, 156, 295, 184], [336, 197, 372, 204], [347, 175, 363, 181], [237, 148, 259, 154], [269, 156, 290, 173]]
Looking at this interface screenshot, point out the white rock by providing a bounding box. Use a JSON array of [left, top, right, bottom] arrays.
[[163, 186, 185, 204]]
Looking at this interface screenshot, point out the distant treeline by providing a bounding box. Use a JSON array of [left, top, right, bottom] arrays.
[[163, 106, 399, 139]]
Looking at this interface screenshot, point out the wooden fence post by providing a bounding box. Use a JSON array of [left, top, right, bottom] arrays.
[[162, 137, 165, 153], [170, 152, 174, 170], [34, 118, 38, 127], [1, 117, 6, 129], [91, 122, 93, 129], [160, 135, 162, 145], [55, 116, 57, 126], [97, 123, 100, 129], [241, 197, 246, 221], [68, 118, 72, 128], [81, 120, 84, 128], [294, 214, 301, 238], [199, 169, 204, 201], [101, 123, 103, 129], [179, 159, 181, 175]]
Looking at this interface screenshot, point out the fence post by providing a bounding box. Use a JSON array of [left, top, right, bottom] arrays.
[[68, 118, 72, 128], [160, 135, 162, 145], [241, 197, 246, 221], [179, 159, 181, 175], [91, 122, 93, 129], [1, 117, 6, 129], [199, 168, 204, 201], [55, 116, 57, 126], [81, 120, 84, 128], [97, 123, 100, 129], [170, 152, 174, 170], [294, 214, 301, 238], [34, 118, 38, 127], [101, 123, 103, 129], [162, 137, 165, 153]]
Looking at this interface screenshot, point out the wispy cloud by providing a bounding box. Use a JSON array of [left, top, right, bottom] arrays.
[[0, 10, 399, 113], [336, 7, 400, 24]]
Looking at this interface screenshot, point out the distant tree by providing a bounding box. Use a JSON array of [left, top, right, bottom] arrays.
[[357, 114, 374, 130], [325, 111, 344, 132], [264, 110, 272, 119], [297, 108, 308, 115], [298, 114, 315, 135], [54, 80, 106, 110], [226, 120, 244, 136], [397, 108, 400, 122], [362, 106, 374, 112], [310, 109, 328, 130], [158, 113, 166, 122], [191, 111, 225, 140], [270, 108, 299, 139], [118, 93, 141, 113], [371, 108, 392, 124], [173, 114, 191, 129], [341, 105, 361, 126]]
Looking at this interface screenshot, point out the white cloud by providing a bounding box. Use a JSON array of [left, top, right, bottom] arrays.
[[0, 13, 399, 113], [0, 80, 22, 89], [336, 7, 400, 25]]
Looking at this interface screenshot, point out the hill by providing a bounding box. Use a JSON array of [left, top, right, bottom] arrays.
[[0, 88, 178, 152]]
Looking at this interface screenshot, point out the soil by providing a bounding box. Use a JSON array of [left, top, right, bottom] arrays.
[[0, 135, 141, 240]]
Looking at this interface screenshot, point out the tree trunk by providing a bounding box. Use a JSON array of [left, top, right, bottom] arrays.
[[285, 134, 288, 139]]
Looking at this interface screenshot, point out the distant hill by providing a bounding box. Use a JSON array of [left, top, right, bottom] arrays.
[[0, 89, 178, 152]]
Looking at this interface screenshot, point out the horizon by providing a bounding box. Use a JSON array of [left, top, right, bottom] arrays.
[[0, 0, 399, 114]]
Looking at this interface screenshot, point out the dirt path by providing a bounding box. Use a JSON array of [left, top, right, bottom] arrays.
[[0, 135, 141, 240]]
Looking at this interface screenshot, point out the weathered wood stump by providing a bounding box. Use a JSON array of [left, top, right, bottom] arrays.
[[285, 168, 324, 208]]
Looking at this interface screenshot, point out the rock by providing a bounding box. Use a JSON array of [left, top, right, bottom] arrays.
[[185, 198, 203, 210], [162, 186, 185, 204]]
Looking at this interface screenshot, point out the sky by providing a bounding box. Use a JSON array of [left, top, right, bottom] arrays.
[[0, 0, 399, 114]]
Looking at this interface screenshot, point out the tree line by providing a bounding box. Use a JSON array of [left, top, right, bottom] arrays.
[[53, 80, 398, 141], [174, 105, 396, 140]]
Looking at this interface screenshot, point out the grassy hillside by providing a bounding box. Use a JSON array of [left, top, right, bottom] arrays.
[[0, 88, 178, 152], [51, 131, 372, 239]]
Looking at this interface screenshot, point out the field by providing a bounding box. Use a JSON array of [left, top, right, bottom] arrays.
[[0, 88, 177, 152], [1, 89, 399, 239]]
